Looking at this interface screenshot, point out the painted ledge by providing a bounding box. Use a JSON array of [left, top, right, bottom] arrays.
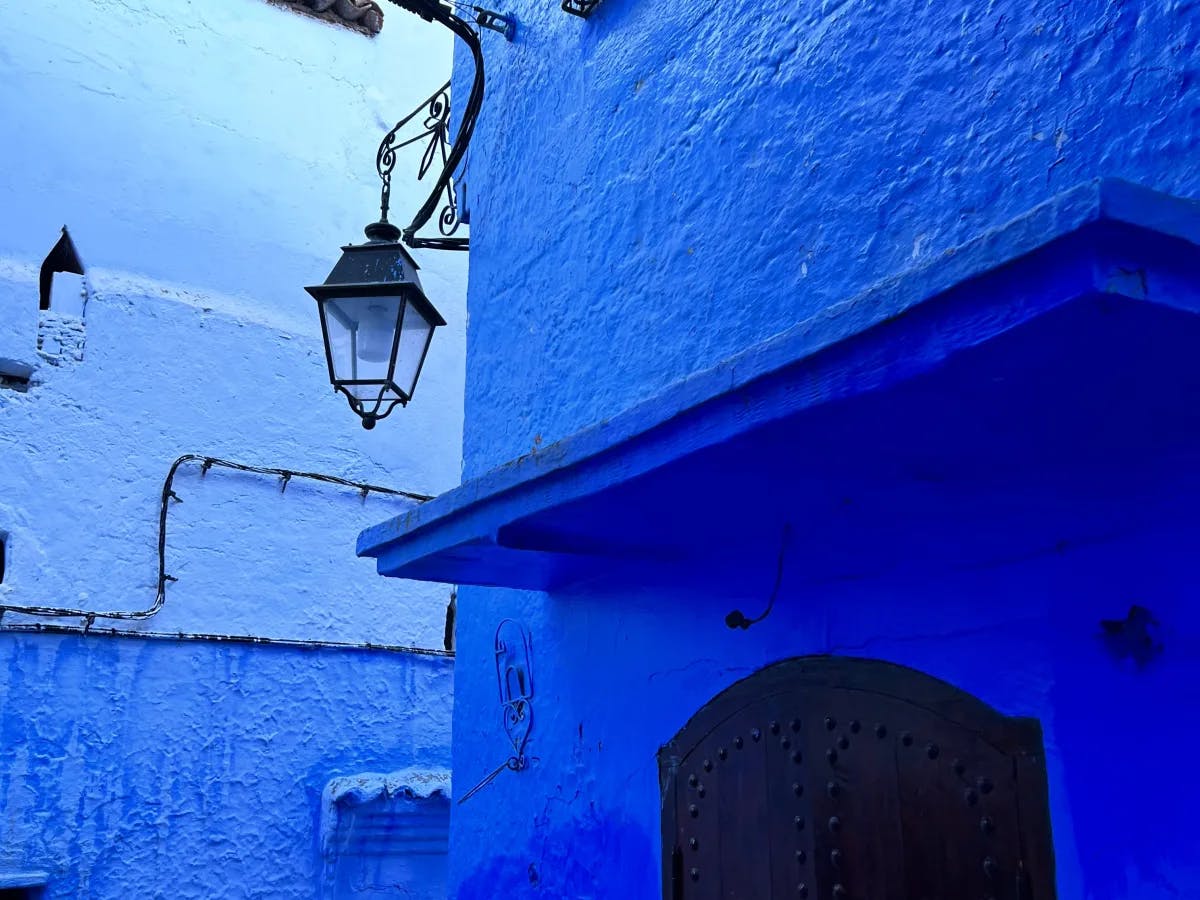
[[359, 179, 1200, 595]]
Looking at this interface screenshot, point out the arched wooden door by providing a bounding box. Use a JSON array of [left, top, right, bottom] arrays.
[[659, 657, 1055, 899]]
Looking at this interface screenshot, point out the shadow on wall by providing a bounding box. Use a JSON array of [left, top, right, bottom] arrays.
[[0, 873, 49, 898], [455, 810, 654, 900]]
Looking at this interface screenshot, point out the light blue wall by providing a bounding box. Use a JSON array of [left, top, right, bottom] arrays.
[[0, 0, 467, 644], [1, 0, 466, 895], [0, 0, 463, 321], [450, 1, 1200, 897], [0, 273, 458, 648]]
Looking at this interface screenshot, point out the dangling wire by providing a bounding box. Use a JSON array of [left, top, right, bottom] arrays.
[[456, 754, 526, 804], [725, 523, 792, 630]]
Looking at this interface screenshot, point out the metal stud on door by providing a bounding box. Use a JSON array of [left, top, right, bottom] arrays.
[[658, 657, 1055, 899]]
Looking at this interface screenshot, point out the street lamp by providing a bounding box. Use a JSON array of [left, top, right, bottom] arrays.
[[306, 220, 445, 429], [309, 0, 512, 428]]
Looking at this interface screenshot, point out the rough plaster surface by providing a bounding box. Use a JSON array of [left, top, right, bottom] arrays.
[[0, 0, 468, 645], [320, 768, 452, 899], [1, 0, 465, 894], [461, 0, 1199, 475], [0, 632, 452, 898], [448, 1, 1200, 897], [0, 0, 465, 322], [0, 269, 461, 649]]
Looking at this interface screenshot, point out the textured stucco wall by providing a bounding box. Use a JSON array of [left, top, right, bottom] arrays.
[[450, 1, 1200, 898], [1, 0, 465, 895], [461, 0, 1198, 475], [0, 0, 467, 644], [0, 632, 452, 898], [0, 267, 461, 648], [0, 0, 464, 321]]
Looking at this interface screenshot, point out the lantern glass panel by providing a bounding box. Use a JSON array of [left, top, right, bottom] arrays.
[[346, 382, 397, 403], [394, 301, 437, 399], [321, 294, 405, 385]]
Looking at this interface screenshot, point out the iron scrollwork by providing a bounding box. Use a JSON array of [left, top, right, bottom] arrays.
[[495, 618, 534, 759], [457, 618, 534, 804], [378, 0, 512, 251], [376, 80, 465, 243]]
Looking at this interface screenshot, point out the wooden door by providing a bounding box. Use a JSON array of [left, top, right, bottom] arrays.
[[659, 657, 1055, 899]]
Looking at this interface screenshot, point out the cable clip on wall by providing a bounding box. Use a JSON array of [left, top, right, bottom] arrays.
[[0, 455, 450, 658]]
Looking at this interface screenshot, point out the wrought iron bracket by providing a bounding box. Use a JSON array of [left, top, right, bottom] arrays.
[[457, 619, 534, 804], [380, 0, 513, 250], [375, 81, 463, 245]]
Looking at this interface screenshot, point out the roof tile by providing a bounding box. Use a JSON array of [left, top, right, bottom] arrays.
[[274, 0, 384, 35]]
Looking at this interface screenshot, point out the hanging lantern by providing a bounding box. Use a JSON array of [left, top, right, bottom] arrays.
[[306, 222, 446, 429]]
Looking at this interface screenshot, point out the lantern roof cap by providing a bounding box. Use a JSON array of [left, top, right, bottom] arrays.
[[305, 225, 445, 327], [357, 179, 1200, 593]]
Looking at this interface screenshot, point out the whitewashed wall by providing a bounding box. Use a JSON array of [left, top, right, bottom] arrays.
[[0, 0, 466, 648]]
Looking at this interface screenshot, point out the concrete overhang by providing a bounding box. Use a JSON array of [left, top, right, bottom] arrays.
[[358, 179, 1200, 595]]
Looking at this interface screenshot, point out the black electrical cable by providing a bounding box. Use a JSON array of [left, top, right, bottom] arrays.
[[384, 0, 485, 250], [0, 620, 453, 659], [0, 455, 443, 656], [725, 524, 792, 630]]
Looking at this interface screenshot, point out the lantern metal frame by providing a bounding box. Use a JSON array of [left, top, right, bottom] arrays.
[[307, 223, 447, 428]]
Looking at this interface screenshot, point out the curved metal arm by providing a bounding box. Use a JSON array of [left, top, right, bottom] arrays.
[[384, 0, 486, 250]]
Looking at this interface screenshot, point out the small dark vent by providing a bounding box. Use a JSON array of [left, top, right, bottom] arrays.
[[39, 226, 85, 312], [0, 884, 45, 899], [0, 533, 7, 584], [0, 373, 30, 392], [0, 871, 47, 898]]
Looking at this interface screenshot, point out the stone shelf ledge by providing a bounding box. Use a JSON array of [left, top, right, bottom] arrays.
[[358, 179, 1200, 595]]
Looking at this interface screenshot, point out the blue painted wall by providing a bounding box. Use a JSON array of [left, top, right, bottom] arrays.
[[450, 1, 1200, 897], [0, 632, 452, 897], [461, 0, 1198, 475], [1, 0, 466, 895]]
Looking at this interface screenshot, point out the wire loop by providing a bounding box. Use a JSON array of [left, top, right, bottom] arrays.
[[0, 455, 442, 656]]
